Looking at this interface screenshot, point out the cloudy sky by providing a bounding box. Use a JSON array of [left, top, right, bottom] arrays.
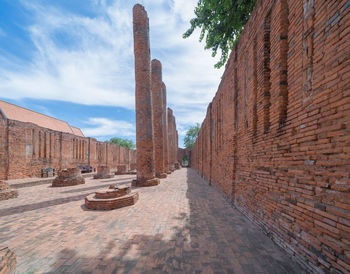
[[0, 0, 224, 147]]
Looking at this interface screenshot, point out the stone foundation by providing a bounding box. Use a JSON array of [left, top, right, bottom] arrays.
[[0, 246, 16, 273], [129, 163, 137, 171], [115, 165, 127, 175], [0, 181, 18, 201], [93, 166, 114, 179], [85, 186, 138, 210], [95, 186, 131, 199], [52, 168, 85, 187], [131, 178, 160, 187], [174, 163, 180, 170], [156, 173, 167, 179]]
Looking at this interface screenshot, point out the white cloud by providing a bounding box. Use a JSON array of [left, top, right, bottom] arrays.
[[0, 0, 225, 145], [81, 117, 135, 138]]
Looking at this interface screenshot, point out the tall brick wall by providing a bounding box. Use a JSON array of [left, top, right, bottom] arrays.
[[0, 118, 8, 180], [192, 0, 350, 272], [0, 117, 136, 180]]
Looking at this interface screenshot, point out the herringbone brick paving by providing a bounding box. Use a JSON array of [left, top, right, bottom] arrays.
[[0, 169, 303, 273]]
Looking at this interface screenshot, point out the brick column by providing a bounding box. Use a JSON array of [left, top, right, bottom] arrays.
[[132, 4, 159, 187], [167, 108, 175, 172], [175, 129, 179, 166], [172, 117, 177, 168], [162, 82, 170, 174], [151, 59, 167, 178]]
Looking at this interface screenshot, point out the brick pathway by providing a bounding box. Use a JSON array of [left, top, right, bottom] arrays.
[[0, 168, 303, 273]]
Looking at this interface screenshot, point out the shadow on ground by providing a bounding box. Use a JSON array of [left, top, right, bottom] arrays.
[[0, 179, 134, 217], [47, 168, 304, 273]]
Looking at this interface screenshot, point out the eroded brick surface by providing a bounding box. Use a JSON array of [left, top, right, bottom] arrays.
[[151, 59, 167, 178], [133, 4, 156, 183], [0, 118, 136, 181], [191, 1, 350, 272], [0, 169, 302, 273], [162, 82, 169, 174], [52, 167, 85, 187]]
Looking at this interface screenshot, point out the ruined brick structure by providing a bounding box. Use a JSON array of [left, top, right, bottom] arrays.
[[132, 4, 179, 186], [177, 148, 191, 166], [132, 4, 160, 187], [167, 108, 178, 171], [151, 59, 167, 178], [191, 0, 350, 272], [85, 185, 139, 210], [162, 82, 170, 174], [93, 165, 114, 179], [0, 109, 136, 181], [0, 181, 18, 201], [52, 167, 85, 187]]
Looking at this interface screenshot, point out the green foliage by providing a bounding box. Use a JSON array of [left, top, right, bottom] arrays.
[[182, 154, 188, 162], [184, 123, 200, 149], [183, 0, 256, 68], [106, 137, 135, 149]]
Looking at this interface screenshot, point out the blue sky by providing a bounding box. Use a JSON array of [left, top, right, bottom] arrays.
[[0, 0, 223, 147]]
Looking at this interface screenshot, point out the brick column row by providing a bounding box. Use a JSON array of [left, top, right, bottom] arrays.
[[151, 59, 167, 178], [132, 4, 159, 187]]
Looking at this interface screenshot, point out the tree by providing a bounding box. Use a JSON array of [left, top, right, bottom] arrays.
[[106, 137, 135, 149], [183, 0, 256, 68], [184, 123, 200, 149]]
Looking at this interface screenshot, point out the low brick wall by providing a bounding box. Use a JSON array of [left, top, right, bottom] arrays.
[[0, 118, 136, 181]]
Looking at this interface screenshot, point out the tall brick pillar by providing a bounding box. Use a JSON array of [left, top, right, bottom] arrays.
[[151, 59, 167, 178], [162, 82, 170, 174], [167, 108, 175, 172], [132, 4, 159, 187], [175, 129, 179, 166]]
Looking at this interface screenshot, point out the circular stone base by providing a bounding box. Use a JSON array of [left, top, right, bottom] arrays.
[[95, 186, 131, 199], [85, 192, 139, 210], [156, 173, 167, 179], [52, 176, 85, 187], [131, 178, 160, 187]]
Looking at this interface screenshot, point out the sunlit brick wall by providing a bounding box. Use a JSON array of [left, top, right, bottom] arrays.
[[192, 0, 350, 272]]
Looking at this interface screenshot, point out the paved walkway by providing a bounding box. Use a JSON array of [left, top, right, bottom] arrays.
[[0, 168, 303, 273]]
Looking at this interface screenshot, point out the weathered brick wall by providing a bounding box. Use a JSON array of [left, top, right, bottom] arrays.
[[0, 118, 136, 180], [0, 118, 8, 180], [177, 148, 191, 166], [192, 0, 350, 272]]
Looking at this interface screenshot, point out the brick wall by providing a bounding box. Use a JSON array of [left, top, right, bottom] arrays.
[[191, 0, 350, 272], [0, 118, 136, 180], [177, 148, 191, 166]]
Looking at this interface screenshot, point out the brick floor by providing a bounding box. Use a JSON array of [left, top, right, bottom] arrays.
[[0, 168, 304, 273]]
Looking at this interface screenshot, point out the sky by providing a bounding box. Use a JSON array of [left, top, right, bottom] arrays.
[[0, 0, 224, 147]]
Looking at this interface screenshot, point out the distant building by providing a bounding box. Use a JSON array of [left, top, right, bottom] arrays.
[[0, 100, 84, 137]]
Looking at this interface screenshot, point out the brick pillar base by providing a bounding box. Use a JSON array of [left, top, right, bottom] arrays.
[[131, 177, 160, 187]]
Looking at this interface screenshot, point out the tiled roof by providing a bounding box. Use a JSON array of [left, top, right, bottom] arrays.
[[0, 100, 84, 137], [70, 126, 84, 137]]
